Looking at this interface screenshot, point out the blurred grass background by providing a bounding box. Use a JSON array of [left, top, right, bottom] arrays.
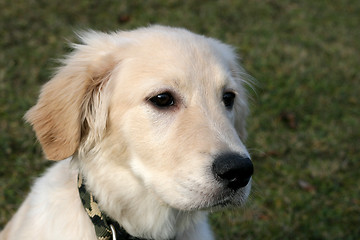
[[0, 0, 359, 239]]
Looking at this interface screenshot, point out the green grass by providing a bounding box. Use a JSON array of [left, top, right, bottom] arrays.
[[1, 1, 359, 239]]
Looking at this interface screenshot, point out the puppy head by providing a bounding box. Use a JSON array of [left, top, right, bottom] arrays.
[[107, 27, 252, 210], [26, 26, 253, 210]]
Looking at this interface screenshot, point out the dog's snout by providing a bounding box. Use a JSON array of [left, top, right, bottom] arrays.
[[212, 152, 253, 191]]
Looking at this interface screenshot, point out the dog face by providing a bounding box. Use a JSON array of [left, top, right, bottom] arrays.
[[26, 26, 253, 212]]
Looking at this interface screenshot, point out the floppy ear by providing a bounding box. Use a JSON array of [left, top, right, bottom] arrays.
[[208, 38, 250, 141], [233, 63, 250, 142], [227, 50, 251, 142], [25, 32, 119, 160]]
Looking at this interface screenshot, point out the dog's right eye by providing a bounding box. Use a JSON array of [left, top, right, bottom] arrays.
[[149, 92, 175, 108], [223, 92, 236, 110]]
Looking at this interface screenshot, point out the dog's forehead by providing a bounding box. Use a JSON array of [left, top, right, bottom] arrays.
[[116, 32, 237, 91]]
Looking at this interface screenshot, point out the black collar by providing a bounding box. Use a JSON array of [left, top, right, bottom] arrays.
[[77, 174, 150, 240]]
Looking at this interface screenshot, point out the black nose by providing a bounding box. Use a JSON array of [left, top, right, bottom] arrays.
[[212, 152, 254, 191]]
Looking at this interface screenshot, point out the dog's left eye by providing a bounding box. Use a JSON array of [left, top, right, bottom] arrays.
[[149, 92, 175, 108], [223, 92, 236, 109]]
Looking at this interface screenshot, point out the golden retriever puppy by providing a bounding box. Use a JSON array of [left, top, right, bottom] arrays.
[[0, 25, 253, 240]]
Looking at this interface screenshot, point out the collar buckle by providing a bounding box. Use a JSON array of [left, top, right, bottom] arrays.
[[110, 224, 117, 240]]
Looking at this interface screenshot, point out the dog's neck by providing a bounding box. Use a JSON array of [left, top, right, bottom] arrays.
[[74, 151, 205, 240], [78, 173, 152, 240], [77, 171, 201, 240]]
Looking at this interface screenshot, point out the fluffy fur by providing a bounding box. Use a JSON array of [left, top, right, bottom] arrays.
[[0, 26, 251, 240]]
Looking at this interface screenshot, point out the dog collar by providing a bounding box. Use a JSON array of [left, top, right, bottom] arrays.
[[77, 174, 149, 240]]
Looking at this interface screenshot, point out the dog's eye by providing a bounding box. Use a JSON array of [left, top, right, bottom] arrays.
[[149, 92, 175, 108], [223, 92, 236, 109]]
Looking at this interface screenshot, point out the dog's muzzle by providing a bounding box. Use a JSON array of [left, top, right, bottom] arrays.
[[212, 152, 254, 191]]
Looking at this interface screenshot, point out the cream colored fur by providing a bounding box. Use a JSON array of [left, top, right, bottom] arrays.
[[0, 26, 251, 240]]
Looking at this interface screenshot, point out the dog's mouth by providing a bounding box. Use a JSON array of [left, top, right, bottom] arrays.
[[203, 188, 249, 210], [180, 186, 250, 211], [170, 174, 251, 211], [210, 198, 232, 208], [194, 194, 239, 211]]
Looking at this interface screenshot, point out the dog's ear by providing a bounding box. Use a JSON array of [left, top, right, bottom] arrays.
[[25, 32, 120, 160], [231, 60, 250, 142], [208, 39, 250, 141], [219, 47, 250, 142]]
